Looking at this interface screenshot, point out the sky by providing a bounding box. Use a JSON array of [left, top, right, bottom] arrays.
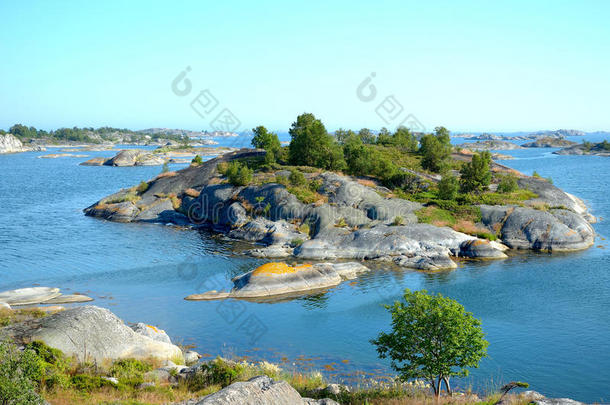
[[1, 0, 609, 133]]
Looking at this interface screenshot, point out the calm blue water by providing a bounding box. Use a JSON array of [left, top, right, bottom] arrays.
[[1, 139, 608, 402]]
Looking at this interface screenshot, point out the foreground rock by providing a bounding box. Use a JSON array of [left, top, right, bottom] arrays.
[[185, 262, 371, 300], [522, 137, 577, 148], [1, 306, 183, 363], [175, 375, 338, 405], [0, 133, 45, 153]]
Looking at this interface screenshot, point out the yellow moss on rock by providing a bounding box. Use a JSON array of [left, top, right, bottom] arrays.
[[251, 262, 312, 277]]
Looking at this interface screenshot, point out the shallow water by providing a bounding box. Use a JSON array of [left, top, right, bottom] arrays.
[[0, 139, 608, 402]]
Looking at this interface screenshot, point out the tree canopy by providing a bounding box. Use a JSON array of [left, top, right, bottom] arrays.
[[419, 127, 452, 172], [460, 151, 492, 193], [371, 289, 488, 398], [288, 113, 345, 170]]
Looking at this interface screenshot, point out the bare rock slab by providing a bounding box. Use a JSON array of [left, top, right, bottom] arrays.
[[0, 287, 61, 306], [1, 306, 183, 363]]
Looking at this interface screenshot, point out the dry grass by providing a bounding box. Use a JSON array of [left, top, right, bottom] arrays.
[[184, 188, 201, 198], [153, 171, 178, 180], [357, 178, 378, 188]]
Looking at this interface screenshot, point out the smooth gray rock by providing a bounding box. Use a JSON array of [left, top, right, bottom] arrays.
[[0, 287, 61, 306], [1, 306, 183, 363], [534, 399, 585, 405], [458, 140, 523, 150], [42, 294, 94, 304], [183, 375, 331, 405], [480, 205, 594, 251], [184, 350, 201, 365], [185, 262, 370, 300], [131, 322, 172, 344]]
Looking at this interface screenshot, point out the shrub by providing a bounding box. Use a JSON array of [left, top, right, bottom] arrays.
[[109, 358, 152, 387], [497, 174, 518, 193], [291, 238, 304, 247], [0, 340, 44, 404], [136, 180, 149, 194], [419, 128, 451, 173], [298, 222, 311, 235], [392, 216, 404, 226], [224, 161, 253, 186], [161, 161, 170, 173], [289, 168, 307, 186], [191, 154, 203, 165], [189, 358, 245, 391], [437, 174, 459, 200]]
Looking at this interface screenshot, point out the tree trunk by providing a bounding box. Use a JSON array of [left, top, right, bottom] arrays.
[[430, 378, 438, 398], [443, 376, 452, 395], [436, 376, 443, 398]]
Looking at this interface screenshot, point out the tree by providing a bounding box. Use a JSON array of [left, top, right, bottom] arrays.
[[392, 126, 418, 151], [437, 174, 459, 200], [334, 128, 356, 144], [376, 127, 392, 146], [460, 151, 492, 193], [288, 113, 345, 170], [419, 132, 451, 173], [251, 125, 281, 153], [371, 289, 488, 398], [358, 128, 375, 144], [223, 161, 253, 186]]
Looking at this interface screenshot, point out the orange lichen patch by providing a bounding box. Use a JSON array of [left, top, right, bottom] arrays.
[[251, 262, 313, 277], [146, 324, 160, 333]]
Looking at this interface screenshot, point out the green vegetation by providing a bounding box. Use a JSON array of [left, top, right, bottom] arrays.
[[191, 154, 203, 165], [437, 174, 459, 200], [460, 151, 492, 193], [419, 127, 452, 173], [497, 174, 518, 193], [6, 124, 190, 145], [136, 181, 149, 194], [161, 161, 170, 173], [392, 216, 405, 226], [251, 125, 282, 165], [288, 113, 345, 170], [371, 289, 488, 398], [219, 161, 253, 186], [0, 340, 44, 404]]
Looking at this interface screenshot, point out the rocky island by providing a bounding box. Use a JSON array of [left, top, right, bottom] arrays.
[[521, 137, 578, 148], [84, 117, 596, 288], [554, 140, 610, 156], [457, 140, 523, 150]]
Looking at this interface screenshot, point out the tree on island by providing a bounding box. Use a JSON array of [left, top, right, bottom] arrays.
[[288, 113, 345, 170], [251, 125, 281, 164], [419, 126, 452, 172], [460, 151, 492, 193], [371, 289, 488, 398]]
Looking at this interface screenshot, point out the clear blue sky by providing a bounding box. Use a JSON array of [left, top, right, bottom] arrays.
[[1, 0, 609, 133]]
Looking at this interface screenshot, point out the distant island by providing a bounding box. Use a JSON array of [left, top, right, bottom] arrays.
[[554, 140, 610, 156]]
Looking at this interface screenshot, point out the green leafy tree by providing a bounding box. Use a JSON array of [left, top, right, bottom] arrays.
[[334, 128, 356, 144], [437, 174, 459, 200], [460, 151, 492, 193], [191, 155, 203, 165], [251, 126, 281, 163], [392, 126, 418, 151], [371, 289, 488, 398], [419, 133, 451, 173], [376, 127, 393, 145], [358, 128, 375, 144], [288, 113, 345, 170]]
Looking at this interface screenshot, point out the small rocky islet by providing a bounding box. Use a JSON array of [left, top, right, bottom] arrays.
[[83, 148, 596, 299]]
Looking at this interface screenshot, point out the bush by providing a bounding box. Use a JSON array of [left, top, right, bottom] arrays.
[[437, 174, 459, 200], [0, 340, 45, 404], [136, 180, 149, 194], [419, 128, 451, 173], [189, 358, 245, 391], [191, 154, 203, 165], [392, 216, 404, 226], [289, 168, 306, 186], [224, 161, 253, 186], [161, 161, 170, 173], [497, 175, 518, 193]]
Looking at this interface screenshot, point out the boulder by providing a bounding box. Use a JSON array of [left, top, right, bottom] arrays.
[[185, 262, 370, 300], [105, 150, 142, 166], [179, 375, 337, 405], [184, 350, 201, 365], [534, 399, 585, 405], [1, 306, 183, 363], [480, 205, 594, 251], [80, 157, 108, 166], [0, 287, 61, 306], [131, 322, 172, 344], [0, 134, 26, 153]]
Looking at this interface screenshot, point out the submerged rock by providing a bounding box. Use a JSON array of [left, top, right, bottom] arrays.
[[0, 287, 61, 306], [185, 262, 370, 300], [42, 294, 94, 304], [1, 306, 183, 363]]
